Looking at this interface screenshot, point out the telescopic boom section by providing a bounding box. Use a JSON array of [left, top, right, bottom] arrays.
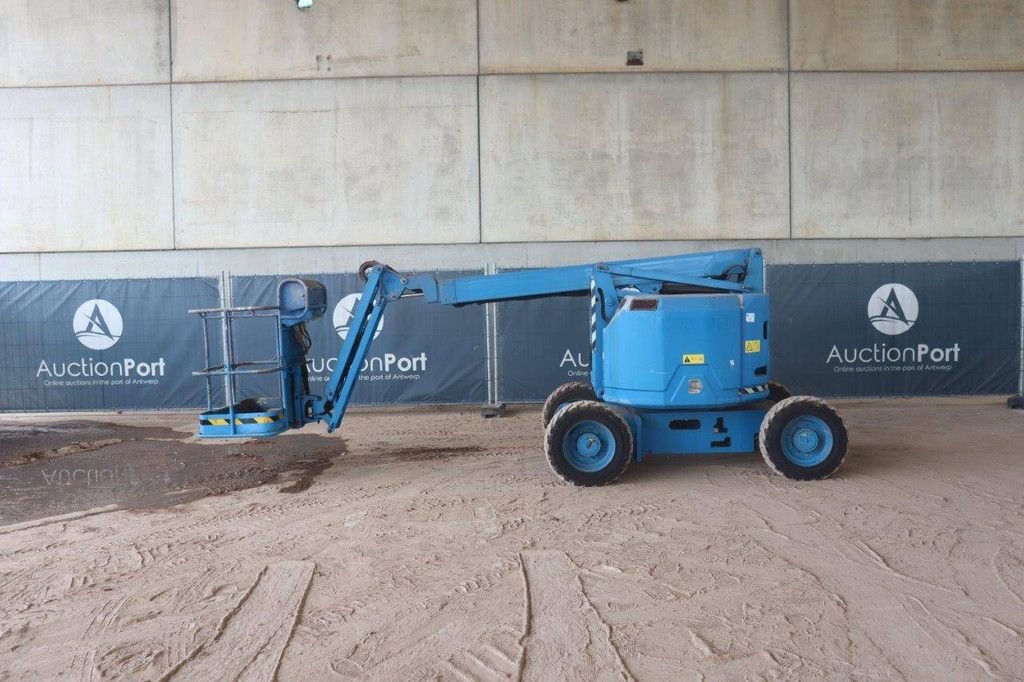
[[312, 248, 764, 432]]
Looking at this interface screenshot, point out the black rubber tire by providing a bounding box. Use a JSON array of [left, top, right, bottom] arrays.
[[759, 396, 848, 481], [545, 401, 633, 487], [767, 381, 791, 404], [541, 381, 598, 428], [358, 260, 382, 284]]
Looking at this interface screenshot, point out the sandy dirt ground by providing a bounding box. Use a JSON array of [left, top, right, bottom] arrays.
[[1, 397, 1023, 680]]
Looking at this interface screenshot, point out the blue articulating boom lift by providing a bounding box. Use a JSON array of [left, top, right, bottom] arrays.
[[191, 248, 848, 486]]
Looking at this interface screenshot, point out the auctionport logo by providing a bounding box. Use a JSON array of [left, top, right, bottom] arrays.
[[827, 281, 959, 370], [73, 299, 122, 350], [35, 299, 166, 384], [867, 283, 917, 336], [559, 348, 590, 378], [333, 294, 383, 341]]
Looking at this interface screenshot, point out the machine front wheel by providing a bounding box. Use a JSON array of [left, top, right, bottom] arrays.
[[767, 381, 791, 404], [541, 381, 597, 427], [545, 401, 633, 486], [759, 396, 848, 480]]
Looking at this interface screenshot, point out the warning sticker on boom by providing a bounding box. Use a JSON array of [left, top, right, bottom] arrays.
[[744, 340, 761, 353], [682, 354, 705, 365]]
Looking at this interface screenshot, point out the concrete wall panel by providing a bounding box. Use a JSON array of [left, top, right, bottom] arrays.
[[172, 0, 477, 81], [791, 0, 1024, 71], [6, 237, 1024, 282], [0, 1, 168, 87], [792, 73, 1024, 239], [480, 0, 787, 73], [0, 86, 173, 253], [172, 77, 478, 249], [480, 74, 789, 242]]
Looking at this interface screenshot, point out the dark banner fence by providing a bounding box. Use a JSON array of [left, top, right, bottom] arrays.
[[494, 294, 591, 403], [0, 278, 219, 410], [231, 272, 488, 406], [768, 262, 1021, 397], [0, 261, 1020, 411]]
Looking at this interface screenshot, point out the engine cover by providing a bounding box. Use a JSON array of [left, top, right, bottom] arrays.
[[600, 293, 770, 409]]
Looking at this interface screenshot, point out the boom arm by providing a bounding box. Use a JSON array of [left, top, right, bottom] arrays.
[[307, 249, 764, 432]]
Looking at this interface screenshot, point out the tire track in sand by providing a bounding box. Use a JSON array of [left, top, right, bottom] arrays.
[[165, 560, 314, 681], [519, 549, 633, 681]]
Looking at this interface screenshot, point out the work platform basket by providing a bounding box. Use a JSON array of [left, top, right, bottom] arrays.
[[189, 303, 290, 437]]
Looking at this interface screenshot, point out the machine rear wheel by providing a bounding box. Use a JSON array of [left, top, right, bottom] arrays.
[[767, 381, 791, 404], [541, 381, 597, 427], [545, 401, 633, 486], [759, 396, 848, 480]]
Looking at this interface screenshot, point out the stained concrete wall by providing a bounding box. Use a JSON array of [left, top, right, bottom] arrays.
[[793, 73, 1024, 239], [0, 86, 173, 253], [171, 0, 477, 81], [480, 0, 787, 72], [791, 0, 1024, 71], [173, 77, 478, 249], [481, 74, 788, 241], [0, 0, 169, 87], [2, 0, 1024, 277]]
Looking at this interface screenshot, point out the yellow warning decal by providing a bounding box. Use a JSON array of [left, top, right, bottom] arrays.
[[202, 413, 281, 427], [682, 354, 705, 365], [744, 340, 762, 353], [232, 415, 280, 425]]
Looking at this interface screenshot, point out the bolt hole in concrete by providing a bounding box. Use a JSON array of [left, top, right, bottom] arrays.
[[626, 49, 644, 66]]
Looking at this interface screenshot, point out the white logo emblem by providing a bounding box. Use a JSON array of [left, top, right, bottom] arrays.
[[867, 284, 918, 336], [73, 299, 123, 349], [333, 294, 383, 341]]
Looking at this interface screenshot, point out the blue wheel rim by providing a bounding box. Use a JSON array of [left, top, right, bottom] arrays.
[[562, 419, 616, 472], [780, 415, 833, 467]]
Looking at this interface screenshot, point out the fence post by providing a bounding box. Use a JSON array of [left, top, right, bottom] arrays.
[[481, 263, 506, 417], [1009, 255, 1024, 409], [218, 271, 233, 411]]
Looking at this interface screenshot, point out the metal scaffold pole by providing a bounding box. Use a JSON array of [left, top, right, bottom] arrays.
[[480, 263, 506, 418]]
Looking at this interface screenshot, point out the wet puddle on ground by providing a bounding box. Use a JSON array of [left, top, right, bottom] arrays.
[[0, 422, 343, 526]]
